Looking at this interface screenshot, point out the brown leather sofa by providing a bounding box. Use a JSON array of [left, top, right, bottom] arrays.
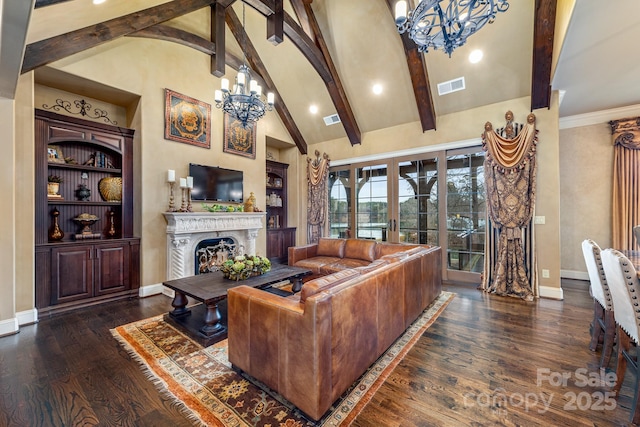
[[227, 239, 442, 421]]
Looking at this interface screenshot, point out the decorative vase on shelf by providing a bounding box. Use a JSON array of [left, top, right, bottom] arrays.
[[48, 208, 64, 241], [244, 192, 256, 212], [98, 177, 122, 202], [75, 184, 91, 201]]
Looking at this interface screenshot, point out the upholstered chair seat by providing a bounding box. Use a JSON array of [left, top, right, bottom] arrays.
[[601, 249, 640, 425], [581, 239, 615, 368]]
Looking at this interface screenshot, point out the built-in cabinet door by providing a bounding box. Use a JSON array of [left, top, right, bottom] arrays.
[[95, 243, 130, 295], [51, 245, 93, 304]]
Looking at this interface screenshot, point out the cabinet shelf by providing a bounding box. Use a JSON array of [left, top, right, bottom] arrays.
[[48, 163, 122, 174], [48, 200, 122, 206]]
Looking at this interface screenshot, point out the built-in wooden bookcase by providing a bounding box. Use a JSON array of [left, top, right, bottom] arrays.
[[35, 109, 140, 315], [266, 160, 296, 264]]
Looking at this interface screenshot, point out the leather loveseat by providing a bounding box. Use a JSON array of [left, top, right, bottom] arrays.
[[227, 238, 442, 421]]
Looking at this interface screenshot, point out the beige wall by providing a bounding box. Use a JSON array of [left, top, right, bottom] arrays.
[[560, 122, 615, 273], [0, 97, 16, 326]]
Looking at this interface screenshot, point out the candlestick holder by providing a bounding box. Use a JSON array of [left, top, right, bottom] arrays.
[[180, 187, 188, 212], [167, 181, 177, 212], [187, 188, 193, 212]]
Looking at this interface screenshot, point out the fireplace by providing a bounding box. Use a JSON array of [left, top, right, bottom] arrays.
[[163, 212, 265, 280]]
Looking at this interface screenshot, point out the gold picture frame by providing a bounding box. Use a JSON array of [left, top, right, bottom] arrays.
[[223, 113, 256, 159], [164, 89, 211, 149], [47, 145, 65, 163]]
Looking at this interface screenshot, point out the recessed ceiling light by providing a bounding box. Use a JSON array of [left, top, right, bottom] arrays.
[[372, 84, 383, 95], [469, 49, 483, 63], [93, 0, 107, 4], [309, 105, 318, 114]]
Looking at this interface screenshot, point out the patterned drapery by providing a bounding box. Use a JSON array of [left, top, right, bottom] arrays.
[[307, 150, 330, 243], [610, 117, 640, 251], [481, 112, 538, 301]]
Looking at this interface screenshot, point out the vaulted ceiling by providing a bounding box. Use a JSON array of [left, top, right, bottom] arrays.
[[4, 0, 640, 154]]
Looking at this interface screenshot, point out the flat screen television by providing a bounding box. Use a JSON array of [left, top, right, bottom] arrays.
[[189, 163, 243, 202]]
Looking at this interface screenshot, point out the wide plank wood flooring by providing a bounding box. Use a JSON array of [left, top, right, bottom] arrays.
[[0, 280, 636, 426]]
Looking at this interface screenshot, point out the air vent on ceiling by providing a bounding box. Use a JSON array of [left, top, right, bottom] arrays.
[[437, 77, 466, 96], [323, 114, 341, 126]]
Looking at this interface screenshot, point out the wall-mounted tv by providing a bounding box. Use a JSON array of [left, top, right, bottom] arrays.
[[189, 163, 243, 202]]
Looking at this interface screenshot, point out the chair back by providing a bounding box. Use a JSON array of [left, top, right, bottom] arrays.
[[601, 249, 640, 344], [581, 239, 612, 310], [634, 225, 640, 249]]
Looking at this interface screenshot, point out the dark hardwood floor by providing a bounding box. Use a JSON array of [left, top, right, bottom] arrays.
[[0, 280, 635, 426]]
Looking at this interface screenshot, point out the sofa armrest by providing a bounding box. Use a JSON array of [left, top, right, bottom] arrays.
[[288, 243, 318, 266]]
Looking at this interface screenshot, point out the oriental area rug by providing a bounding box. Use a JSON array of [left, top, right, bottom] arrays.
[[111, 291, 454, 427]]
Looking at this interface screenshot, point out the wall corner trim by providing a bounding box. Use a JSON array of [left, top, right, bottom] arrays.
[[139, 283, 165, 298]]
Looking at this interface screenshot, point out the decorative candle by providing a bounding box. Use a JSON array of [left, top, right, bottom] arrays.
[[186, 176, 193, 189], [180, 178, 187, 188], [221, 78, 229, 92], [395, 1, 407, 24], [237, 71, 245, 86], [250, 80, 258, 94], [267, 92, 275, 105], [214, 90, 222, 103], [167, 169, 175, 182]]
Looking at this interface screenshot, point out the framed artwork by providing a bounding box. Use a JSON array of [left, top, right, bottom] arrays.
[[47, 145, 65, 163], [223, 113, 256, 159], [164, 89, 211, 149]]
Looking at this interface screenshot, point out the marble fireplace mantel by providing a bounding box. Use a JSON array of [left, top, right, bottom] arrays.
[[163, 212, 265, 280]]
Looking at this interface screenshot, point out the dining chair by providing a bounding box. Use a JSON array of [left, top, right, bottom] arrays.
[[634, 225, 640, 249], [601, 248, 640, 425], [582, 239, 615, 368]]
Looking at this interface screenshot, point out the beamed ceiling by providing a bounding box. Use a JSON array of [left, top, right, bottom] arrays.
[[4, 0, 640, 154]]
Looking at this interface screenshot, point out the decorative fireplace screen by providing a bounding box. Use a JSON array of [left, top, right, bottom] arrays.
[[195, 238, 243, 275]]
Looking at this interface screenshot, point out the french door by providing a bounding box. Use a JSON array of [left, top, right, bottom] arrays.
[[328, 146, 485, 283]]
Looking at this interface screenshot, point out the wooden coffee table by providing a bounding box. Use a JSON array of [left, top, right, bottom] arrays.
[[162, 264, 311, 347]]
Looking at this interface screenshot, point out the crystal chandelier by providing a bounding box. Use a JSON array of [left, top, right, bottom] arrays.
[[215, 3, 274, 128], [394, 0, 509, 56]]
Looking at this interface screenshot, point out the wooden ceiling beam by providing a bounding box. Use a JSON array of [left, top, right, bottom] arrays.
[[301, 1, 361, 145], [531, 0, 557, 110], [212, 3, 227, 77], [267, 0, 284, 45], [385, 0, 436, 132], [289, 0, 315, 42], [34, 0, 71, 8], [22, 0, 217, 74], [226, 7, 308, 154]]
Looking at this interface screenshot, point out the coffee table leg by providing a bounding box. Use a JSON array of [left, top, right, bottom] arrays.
[[291, 276, 304, 293], [200, 303, 225, 336], [169, 291, 190, 318]]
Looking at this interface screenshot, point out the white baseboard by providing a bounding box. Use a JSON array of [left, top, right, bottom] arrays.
[[139, 283, 165, 297], [17, 308, 38, 326], [539, 285, 564, 300], [0, 317, 19, 337], [138, 283, 175, 299], [561, 269, 589, 281]]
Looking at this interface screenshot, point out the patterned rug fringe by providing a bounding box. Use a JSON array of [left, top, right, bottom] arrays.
[[111, 323, 208, 427], [111, 291, 455, 426]]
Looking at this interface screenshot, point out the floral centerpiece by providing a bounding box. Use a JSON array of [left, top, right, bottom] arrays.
[[220, 255, 271, 281]]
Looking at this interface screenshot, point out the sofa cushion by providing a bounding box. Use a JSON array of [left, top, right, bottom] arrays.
[[343, 239, 377, 262], [293, 256, 342, 275], [300, 269, 360, 303], [321, 258, 371, 275], [355, 258, 389, 274], [375, 242, 420, 259], [316, 238, 346, 258]]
